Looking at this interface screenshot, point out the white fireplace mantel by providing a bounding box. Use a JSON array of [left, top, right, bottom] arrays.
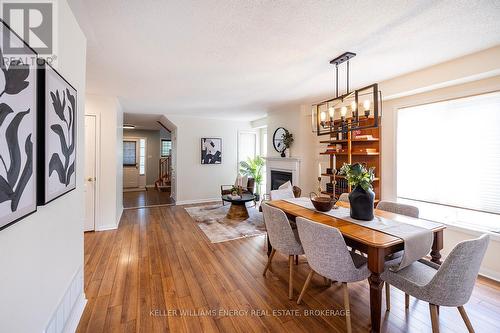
[[264, 157, 301, 193]]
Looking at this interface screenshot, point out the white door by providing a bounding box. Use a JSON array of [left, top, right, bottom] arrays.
[[123, 138, 147, 188], [84, 115, 97, 231]]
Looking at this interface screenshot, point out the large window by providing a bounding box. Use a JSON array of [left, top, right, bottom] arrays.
[[161, 139, 172, 157], [397, 92, 500, 232], [123, 141, 136, 166], [238, 131, 257, 163]]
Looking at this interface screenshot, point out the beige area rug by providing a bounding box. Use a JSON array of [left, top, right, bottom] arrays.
[[185, 204, 266, 243]]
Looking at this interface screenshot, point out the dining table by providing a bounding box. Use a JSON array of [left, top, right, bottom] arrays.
[[266, 199, 446, 333]]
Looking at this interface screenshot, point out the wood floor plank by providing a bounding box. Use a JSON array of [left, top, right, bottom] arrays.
[[77, 205, 500, 333]]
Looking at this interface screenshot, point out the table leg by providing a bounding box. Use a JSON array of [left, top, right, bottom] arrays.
[[430, 230, 443, 265], [227, 203, 249, 220], [368, 247, 385, 333]]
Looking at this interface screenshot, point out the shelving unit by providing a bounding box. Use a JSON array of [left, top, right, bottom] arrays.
[[319, 117, 382, 202]]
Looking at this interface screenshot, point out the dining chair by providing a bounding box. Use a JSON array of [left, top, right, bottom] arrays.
[[261, 203, 304, 299], [338, 192, 349, 203], [376, 200, 419, 310], [295, 217, 370, 333], [381, 234, 489, 333]]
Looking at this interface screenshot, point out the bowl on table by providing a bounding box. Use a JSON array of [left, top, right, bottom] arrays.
[[309, 192, 336, 212]]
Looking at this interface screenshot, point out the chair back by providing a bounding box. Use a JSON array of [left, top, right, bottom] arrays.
[[261, 203, 302, 255], [376, 201, 419, 218], [338, 193, 349, 203], [296, 217, 364, 282], [427, 234, 489, 306], [246, 178, 255, 194]]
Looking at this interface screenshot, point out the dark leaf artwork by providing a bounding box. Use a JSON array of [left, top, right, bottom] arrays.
[[49, 88, 76, 186], [0, 48, 34, 214]]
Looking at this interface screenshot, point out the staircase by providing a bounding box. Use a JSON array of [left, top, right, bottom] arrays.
[[155, 156, 171, 192]]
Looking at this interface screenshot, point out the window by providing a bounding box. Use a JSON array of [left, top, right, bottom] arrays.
[[161, 139, 172, 157], [123, 141, 136, 166], [238, 131, 257, 163], [397, 92, 500, 232], [139, 139, 146, 175]]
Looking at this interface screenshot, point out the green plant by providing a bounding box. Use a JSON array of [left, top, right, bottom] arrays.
[[339, 163, 375, 191], [282, 130, 294, 148], [239, 156, 265, 194]]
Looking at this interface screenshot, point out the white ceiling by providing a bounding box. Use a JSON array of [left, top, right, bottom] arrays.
[[69, 0, 500, 120]]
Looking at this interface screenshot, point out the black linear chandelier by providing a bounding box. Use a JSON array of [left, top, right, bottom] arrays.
[[312, 52, 381, 136]]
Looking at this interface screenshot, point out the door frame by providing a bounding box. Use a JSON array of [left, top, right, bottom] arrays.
[[84, 114, 101, 231], [122, 136, 147, 189]]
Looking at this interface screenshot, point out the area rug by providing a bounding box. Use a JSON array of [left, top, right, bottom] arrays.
[[185, 204, 266, 243]]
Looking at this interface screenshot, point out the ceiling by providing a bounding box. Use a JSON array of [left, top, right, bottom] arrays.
[[123, 113, 169, 131], [69, 0, 500, 120]]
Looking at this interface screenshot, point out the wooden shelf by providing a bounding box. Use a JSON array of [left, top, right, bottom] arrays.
[[320, 152, 348, 155], [319, 139, 348, 144], [321, 174, 379, 181], [352, 138, 379, 142], [320, 138, 379, 144], [351, 152, 380, 156]]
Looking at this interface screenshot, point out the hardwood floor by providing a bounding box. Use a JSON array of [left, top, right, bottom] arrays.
[[78, 205, 500, 333], [123, 189, 174, 208]]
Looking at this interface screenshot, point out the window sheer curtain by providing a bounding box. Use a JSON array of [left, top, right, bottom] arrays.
[[397, 92, 500, 215]]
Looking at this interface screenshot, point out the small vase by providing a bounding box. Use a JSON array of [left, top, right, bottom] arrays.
[[348, 185, 375, 220], [280, 150, 286, 158]]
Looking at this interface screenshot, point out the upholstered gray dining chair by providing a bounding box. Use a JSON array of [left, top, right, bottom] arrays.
[[295, 217, 370, 333], [382, 234, 489, 333], [261, 203, 304, 299], [337, 192, 349, 203], [376, 200, 420, 310]]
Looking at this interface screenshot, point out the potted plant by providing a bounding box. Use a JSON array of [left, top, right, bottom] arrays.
[[339, 163, 376, 220], [282, 130, 294, 157], [239, 156, 265, 201]]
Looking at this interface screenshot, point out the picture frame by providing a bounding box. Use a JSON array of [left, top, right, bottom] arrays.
[[201, 138, 222, 164], [37, 60, 77, 205], [0, 19, 38, 230]]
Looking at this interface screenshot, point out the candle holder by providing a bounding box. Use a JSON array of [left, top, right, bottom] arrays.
[[317, 176, 322, 193]]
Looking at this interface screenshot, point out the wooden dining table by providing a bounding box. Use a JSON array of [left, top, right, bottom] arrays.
[[266, 200, 446, 333]]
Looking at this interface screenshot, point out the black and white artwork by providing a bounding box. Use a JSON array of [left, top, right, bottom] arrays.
[[37, 62, 77, 204], [201, 138, 222, 164], [0, 20, 38, 230]]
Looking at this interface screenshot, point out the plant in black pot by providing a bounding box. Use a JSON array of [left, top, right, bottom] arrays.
[[239, 156, 265, 201], [339, 163, 376, 220]]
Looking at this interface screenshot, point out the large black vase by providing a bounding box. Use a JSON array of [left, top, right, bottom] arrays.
[[348, 185, 375, 220]]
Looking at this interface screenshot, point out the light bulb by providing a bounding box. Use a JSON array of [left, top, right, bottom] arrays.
[[320, 111, 326, 122], [363, 100, 371, 111], [340, 106, 347, 118], [351, 101, 357, 111], [328, 106, 334, 118]]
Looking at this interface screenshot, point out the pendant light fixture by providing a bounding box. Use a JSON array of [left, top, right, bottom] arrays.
[[312, 52, 381, 136]]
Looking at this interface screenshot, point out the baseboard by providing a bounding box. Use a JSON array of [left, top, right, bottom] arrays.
[[95, 224, 118, 231], [176, 197, 221, 205], [479, 268, 500, 282], [44, 266, 86, 333]]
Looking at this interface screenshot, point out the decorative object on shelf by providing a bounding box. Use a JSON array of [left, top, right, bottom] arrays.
[[239, 156, 264, 201], [0, 20, 38, 230], [312, 52, 381, 136], [201, 138, 222, 164], [310, 192, 336, 212], [37, 60, 77, 205], [340, 163, 376, 220]]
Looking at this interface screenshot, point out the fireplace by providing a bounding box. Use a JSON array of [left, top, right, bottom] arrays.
[[271, 170, 293, 190]]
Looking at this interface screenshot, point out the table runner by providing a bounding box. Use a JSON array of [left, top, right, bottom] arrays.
[[283, 197, 436, 271]]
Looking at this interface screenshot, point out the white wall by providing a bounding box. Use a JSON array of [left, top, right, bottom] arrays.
[[0, 1, 87, 332], [85, 94, 123, 230], [167, 116, 252, 204]]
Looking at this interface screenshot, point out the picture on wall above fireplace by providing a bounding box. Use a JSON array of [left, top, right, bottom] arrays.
[[0, 19, 38, 230], [201, 138, 222, 164], [37, 60, 77, 205]]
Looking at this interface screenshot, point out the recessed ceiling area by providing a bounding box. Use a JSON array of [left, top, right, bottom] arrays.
[[123, 113, 172, 131], [69, 0, 500, 120]]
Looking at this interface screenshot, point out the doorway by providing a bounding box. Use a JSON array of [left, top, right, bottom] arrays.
[[84, 115, 97, 231], [123, 138, 147, 189]]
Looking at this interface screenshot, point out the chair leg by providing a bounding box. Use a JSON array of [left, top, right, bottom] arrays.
[[385, 282, 391, 311], [288, 255, 294, 300], [297, 270, 314, 305], [457, 306, 475, 333], [263, 249, 276, 276], [342, 283, 352, 333], [405, 293, 410, 309], [429, 303, 440, 333], [295, 255, 299, 265]]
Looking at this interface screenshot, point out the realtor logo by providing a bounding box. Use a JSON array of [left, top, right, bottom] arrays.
[[1, 1, 54, 55]]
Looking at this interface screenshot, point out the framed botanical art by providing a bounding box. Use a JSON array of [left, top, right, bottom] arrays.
[[37, 60, 77, 205], [201, 138, 222, 164], [0, 20, 38, 230]]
